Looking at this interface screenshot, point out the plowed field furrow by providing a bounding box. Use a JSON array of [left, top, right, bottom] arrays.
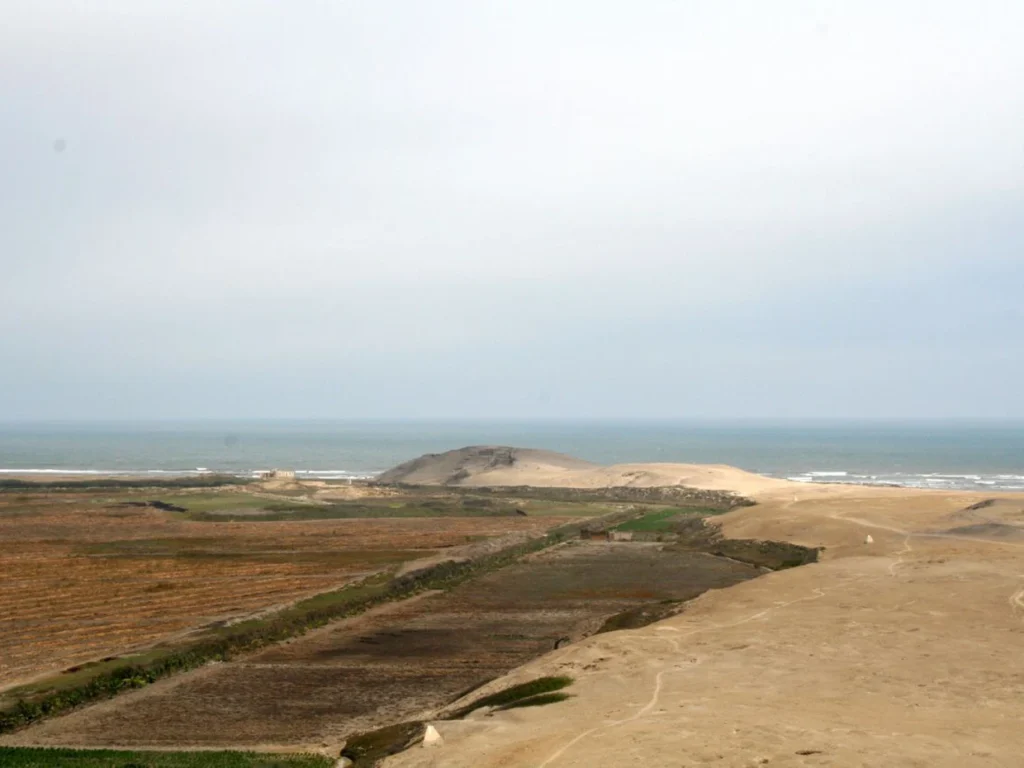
[[0, 585, 340, 628], [1, 494, 566, 688], [2, 570, 356, 611], [1, 542, 762, 747]]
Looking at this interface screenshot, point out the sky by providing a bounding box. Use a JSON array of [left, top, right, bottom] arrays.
[[2, 1, 1022, 420]]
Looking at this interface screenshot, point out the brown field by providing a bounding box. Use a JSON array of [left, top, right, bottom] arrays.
[[3, 540, 761, 749], [0, 489, 568, 691]]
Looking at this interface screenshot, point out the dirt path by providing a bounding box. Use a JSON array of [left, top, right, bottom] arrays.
[[537, 585, 830, 768], [536, 515, 951, 767]]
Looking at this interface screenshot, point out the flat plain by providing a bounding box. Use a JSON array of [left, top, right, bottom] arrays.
[[0, 485, 576, 694], [3, 541, 761, 749], [0, 468, 836, 767]]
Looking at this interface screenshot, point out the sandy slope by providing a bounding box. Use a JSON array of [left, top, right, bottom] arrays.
[[377, 445, 791, 495], [462, 461, 792, 495], [385, 479, 1024, 768]]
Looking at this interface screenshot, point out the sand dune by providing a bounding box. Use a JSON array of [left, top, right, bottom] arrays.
[[376, 445, 596, 485], [378, 446, 792, 495]]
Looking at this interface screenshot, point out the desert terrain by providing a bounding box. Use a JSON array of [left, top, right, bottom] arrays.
[[377, 465, 1024, 768], [3, 449, 1023, 768]]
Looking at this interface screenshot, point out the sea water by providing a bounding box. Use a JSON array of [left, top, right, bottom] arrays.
[[0, 420, 1022, 491]]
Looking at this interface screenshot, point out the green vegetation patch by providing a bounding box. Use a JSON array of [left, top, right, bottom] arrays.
[[705, 539, 819, 570], [5, 650, 173, 704], [0, 747, 331, 767], [494, 691, 573, 711], [156, 493, 290, 512], [596, 600, 682, 634], [670, 517, 821, 571], [612, 506, 726, 532], [340, 684, 574, 767], [505, 500, 618, 518], [340, 721, 425, 768], [448, 676, 574, 718], [613, 508, 684, 532]]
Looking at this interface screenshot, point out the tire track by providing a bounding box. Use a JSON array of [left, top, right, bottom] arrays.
[[888, 535, 913, 577], [537, 587, 826, 768], [834, 513, 1024, 630], [1009, 584, 1024, 619]]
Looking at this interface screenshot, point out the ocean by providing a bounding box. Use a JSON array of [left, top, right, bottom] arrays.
[[0, 420, 1022, 491]]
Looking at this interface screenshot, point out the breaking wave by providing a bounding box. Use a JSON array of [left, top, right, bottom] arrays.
[[780, 470, 1024, 491]]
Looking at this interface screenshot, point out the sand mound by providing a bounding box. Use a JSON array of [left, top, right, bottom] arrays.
[[256, 479, 308, 492], [375, 446, 597, 486], [942, 522, 1024, 540], [377, 447, 791, 496]]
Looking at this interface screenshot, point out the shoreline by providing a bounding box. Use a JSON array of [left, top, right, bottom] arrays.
[[3, 467, 1024, 492]]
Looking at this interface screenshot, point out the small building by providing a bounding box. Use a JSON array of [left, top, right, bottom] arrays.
[[258, 469, 297, 481]]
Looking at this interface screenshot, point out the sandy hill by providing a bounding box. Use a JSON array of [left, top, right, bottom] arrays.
[[377, 445, 791, 495], [376, 446, 597, 486]]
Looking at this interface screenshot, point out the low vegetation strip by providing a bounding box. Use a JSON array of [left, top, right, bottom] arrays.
[[447, 676, 574, 719], [494, 691, 572, 711], [0, 512, 634, 735], [340, 677, 576, 767], [672, 517, 820, 570], [339, 721, 427, 768], [595, 600, 684, 634], [384, 483, 753, 509], [0, 747, 332, 767], [612, 506, 723, 532]]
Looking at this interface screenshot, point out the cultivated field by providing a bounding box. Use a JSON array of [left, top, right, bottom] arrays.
[[0, 485, 578, 693], [4, 540, 761, 749], [0, 746, 332, 768]]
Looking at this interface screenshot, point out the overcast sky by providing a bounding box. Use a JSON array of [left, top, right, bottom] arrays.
[[2, 1, 1022, 420]]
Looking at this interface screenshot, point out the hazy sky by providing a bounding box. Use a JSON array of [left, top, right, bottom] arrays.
[[2, 1, 1022, 420]]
